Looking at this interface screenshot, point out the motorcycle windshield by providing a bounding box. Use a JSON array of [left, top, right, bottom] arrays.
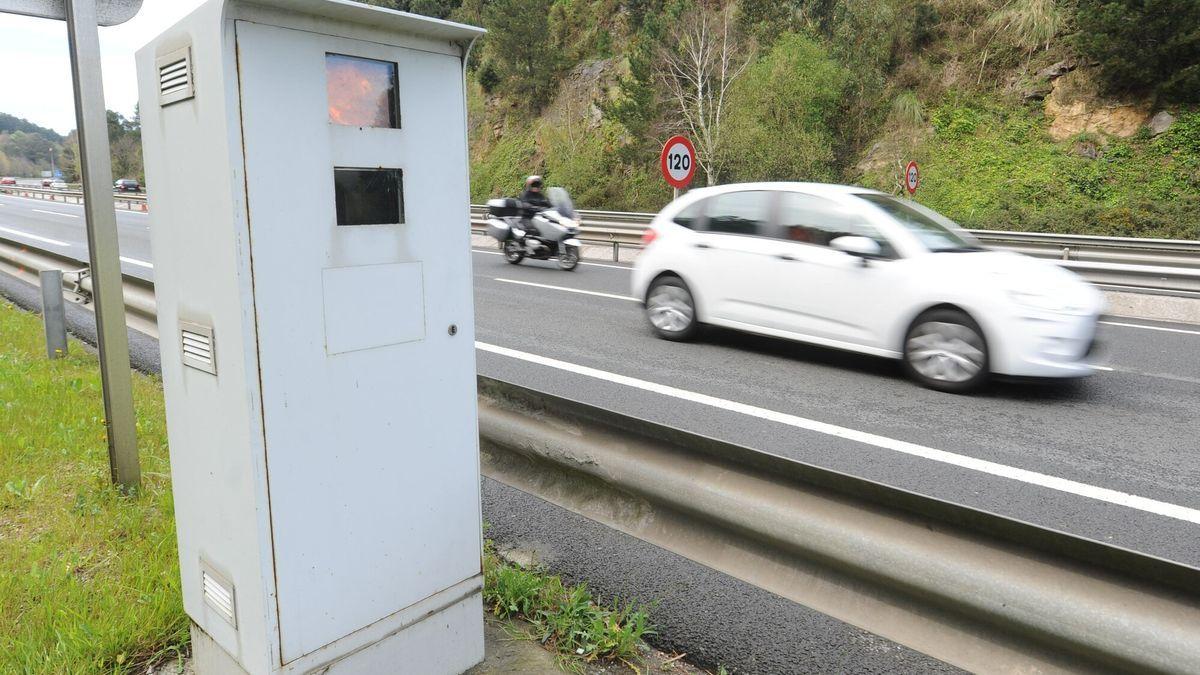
[[548, 187, 576, 219]]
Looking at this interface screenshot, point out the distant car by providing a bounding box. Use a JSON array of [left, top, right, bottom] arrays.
[[42, 178, 54, 187], [0, 177, 16, 186], [114, 178, 140, 193], [632, 182, 1105, 393], [50, 181, 68, 190]]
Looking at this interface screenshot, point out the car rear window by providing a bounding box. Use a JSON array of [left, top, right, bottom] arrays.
[[701, 191, 772, 236], [672, 200, 705, 229]]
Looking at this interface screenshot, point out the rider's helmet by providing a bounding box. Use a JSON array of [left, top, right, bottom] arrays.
[[525, 175, 544, 192]]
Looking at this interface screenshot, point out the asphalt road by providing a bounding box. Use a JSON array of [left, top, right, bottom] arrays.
[[0, 190, 154, 279], [3, 190, 1199, 565]]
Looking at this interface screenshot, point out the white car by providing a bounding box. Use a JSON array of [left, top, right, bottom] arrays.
[[631, 183, 1105, 392]]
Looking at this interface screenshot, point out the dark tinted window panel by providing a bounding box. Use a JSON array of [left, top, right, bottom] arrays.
[[703, 191, 772, 236], [673, 200, 706, 229], [326, 53, 400, 128], [334, 168, 404, 226]]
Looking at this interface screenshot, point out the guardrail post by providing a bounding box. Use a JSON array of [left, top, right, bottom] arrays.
[[1062, 246, 1071, 261], [40, 270, 68, 359], [613, 241, 619, 262]]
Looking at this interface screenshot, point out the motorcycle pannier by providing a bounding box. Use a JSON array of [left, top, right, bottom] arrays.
[[486, 198, 523, 217]]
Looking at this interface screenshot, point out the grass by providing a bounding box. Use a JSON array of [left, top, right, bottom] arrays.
[[483, 541, 654, 671], [0, 298, 186, 673]]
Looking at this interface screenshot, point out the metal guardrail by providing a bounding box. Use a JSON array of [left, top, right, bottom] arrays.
[[470, 205, 1200, 296], [0, 184, 148, 211], [3, 233, 1200, 672], [478, 378, 1200, 674]]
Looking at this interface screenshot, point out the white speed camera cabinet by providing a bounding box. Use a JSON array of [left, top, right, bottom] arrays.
[[136, 2, 484, 673]]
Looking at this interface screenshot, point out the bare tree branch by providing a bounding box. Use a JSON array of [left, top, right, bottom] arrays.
[[656, 4, 755, 186]]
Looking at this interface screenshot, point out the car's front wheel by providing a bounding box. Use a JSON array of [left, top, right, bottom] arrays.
[[645, 276, 699, 341], [903, 308, 989, 393]]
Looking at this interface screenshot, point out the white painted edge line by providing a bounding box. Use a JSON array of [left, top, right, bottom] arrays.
[[1100, 320, 1200, 337], [32, 209, 78, 218], [0, 226, 71, 247], [476, 340, 1200, 525], [494, 277, 637, 302], [1092, 365, 1114, 372], [471, 248, 632, 270], [120, 256, 154, 269]]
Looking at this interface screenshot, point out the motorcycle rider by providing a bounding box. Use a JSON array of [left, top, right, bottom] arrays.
[[521, 175, 552, 210], [519, 175, 551, 241]]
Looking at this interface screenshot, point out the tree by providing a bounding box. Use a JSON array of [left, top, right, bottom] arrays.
[[484, 0, 560, 111], [356, 0, 462, 18], [656, 4, 756, 185], [1075, 0, 1200, 104], [722, 33, 848, 182]]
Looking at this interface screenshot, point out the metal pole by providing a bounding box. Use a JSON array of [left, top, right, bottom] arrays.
[[40, 269, 67, 359], [64, 0, 140, 491]]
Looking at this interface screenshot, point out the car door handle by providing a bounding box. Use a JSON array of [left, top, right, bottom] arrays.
[[694, 243, 712, 249], [776, 254, 800, 261]]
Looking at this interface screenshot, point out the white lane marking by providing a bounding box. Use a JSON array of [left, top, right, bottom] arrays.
[[32, 209, 78, 218], [1100, 320, 1200, 337], [1093, 365, 1114, 372], [494, 277, 637, 302], [472, 248, 632, 270], [120, 256, 154, 269], [0, 226, 71, 247], [476, 341, 1200, 525]]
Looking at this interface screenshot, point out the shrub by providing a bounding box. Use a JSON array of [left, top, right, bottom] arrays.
[[721, 33, 849, 182], [1074, 0, 1200, 104]]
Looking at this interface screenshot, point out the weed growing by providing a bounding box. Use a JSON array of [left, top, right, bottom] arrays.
[[483, 542, 654, 670]]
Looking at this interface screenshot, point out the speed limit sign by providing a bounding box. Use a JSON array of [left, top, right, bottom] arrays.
[[661, 135, 697, 189], [905, 160, 920, 195]]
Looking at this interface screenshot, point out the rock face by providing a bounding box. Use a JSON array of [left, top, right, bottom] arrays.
[[1148, 111, 1176, 136], [1044, 70, 1151, 140]]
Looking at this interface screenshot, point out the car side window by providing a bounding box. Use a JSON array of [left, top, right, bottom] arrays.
[[776, 192, 896, 258], [701, 191, 773, 236], [673, 200, 706, 229]]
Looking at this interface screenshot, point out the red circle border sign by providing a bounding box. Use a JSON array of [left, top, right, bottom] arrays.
[[661, 135, 698, 189], [905, 160, 920, 195]]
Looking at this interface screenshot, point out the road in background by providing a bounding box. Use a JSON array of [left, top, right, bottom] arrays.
[[3, 190, 1199, 565], [0, 191, 153, 278]]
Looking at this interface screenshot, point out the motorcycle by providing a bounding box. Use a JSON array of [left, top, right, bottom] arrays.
[[485, 187, 582, 271]]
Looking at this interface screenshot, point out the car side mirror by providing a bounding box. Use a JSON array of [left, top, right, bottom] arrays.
[[831, 236, 882, 259]]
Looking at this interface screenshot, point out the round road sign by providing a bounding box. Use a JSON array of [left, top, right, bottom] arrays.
[[905, 160, 920, 195], [661, 135, 697, 189]]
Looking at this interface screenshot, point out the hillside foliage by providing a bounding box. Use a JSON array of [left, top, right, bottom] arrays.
[[0, 110, 143, 184], [459, 0, 1200, 238]]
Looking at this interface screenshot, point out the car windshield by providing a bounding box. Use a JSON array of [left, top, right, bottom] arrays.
[[855, 193, 983, 252]]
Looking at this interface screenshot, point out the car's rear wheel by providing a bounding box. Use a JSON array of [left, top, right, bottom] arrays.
[[645, 276, 699, 341], [903, 308, 989, 393]]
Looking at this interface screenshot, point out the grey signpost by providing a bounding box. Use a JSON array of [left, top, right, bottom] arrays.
[[0, 0, 142, 490]]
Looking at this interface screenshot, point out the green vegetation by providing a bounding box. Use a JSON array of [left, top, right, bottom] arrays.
[[0, 110, 143, 183], [458, 0, 1200, 238], [483, 541, 654, 669], [862, 103, 1200, 238], [1075, 0, 1200, 104], [0, 300, 186, 673]]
